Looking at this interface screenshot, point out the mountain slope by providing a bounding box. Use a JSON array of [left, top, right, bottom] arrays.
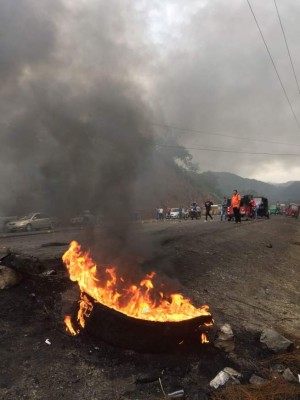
[[201, 171, 300, 202]]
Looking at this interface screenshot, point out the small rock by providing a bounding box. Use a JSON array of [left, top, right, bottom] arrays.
[[168, 389, 184, 398], [266, 243, 273, 248], [223, 367, 242, 379], [218, 323, 234, 340], [210, 368, 241, 389], [42, 270, 57, 276], [210, 371, 230, 389], [214, 323, 235, 352], [0, 265, 22, 289], [270, 364, 285, 374], [249, 374, 267, 385], [260, 328, 294, 353], [282, 368, 297, 383]]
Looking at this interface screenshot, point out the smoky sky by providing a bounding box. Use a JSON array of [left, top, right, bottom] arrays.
[[148, 0, 300, 182], [1, 0, 300, 223]]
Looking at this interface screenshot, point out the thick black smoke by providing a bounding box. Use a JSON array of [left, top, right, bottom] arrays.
[[0, 1, 156, 220], [0, 0, 165, 268]]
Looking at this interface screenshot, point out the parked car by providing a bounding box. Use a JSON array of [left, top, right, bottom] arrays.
[[70, 211, 96, 226], [170, 208, 180, 219], [285, 203, 300, 218], [0, 216, 18, 232], [6, 213, 54, 232]]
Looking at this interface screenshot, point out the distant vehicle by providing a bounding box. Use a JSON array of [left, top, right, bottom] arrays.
[[226, 199, 234, 221], [269, 205, 277, 215], [170, 208, 180, 219], [285, 203, 300, 218], [280, 204, 287, 215], [189, 206, 201, 220], [227, 195, 261, 221], [70, 211, 96, 226], [253, 197, 270, 219], [269, 203, 285, 215], [6, 213, 54, 232], [0, 216, 18, 232], [240, 195, 255, 220]]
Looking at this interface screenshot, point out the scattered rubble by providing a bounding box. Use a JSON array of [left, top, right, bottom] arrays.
[[209, 367, 241, 389], [260, 328, 294, 353], [214, 323, 235, 352], [282, 368, 298, 383], [42, 269, 57, 276], [270, 363, 285, 373], [167, 389, 184, 398], [0, 265, 22, 289]]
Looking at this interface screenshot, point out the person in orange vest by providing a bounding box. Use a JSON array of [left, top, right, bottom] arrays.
[[231, 189, 241, 223]]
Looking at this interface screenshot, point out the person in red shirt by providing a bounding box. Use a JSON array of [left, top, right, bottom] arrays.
[[249, 197, 257, 219], [231, 189, 241, 223]]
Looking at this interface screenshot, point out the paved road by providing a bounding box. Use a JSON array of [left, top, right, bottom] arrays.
[[0, 216, 265, 260]]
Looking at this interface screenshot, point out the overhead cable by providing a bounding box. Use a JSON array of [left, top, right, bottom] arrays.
[[152, 122, 300, 147], [156, 143, 298, 156], [246, 0, 300, 130], [273, 0, 300, 95]]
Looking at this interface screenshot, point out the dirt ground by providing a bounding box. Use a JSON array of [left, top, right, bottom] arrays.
[[0, 217, 299, 400]]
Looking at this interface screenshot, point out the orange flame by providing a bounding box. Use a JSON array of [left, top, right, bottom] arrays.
[[62, 241, 212, 331], [201, 333, 209, 344], [64, 315, 79, 336]]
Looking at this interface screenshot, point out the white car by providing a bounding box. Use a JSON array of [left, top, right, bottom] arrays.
[[169, 208, 180, 218], [6, 213, 54, 232]]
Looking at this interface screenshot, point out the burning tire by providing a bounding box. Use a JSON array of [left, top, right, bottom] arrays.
[[71, 293, 213, 353]]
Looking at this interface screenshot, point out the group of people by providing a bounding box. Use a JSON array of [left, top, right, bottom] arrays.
[[220, 190, 258, 223], [157, 189, 259, 224]]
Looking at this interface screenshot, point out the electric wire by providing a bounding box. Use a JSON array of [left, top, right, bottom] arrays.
[[156, 143, 299, 156], [274, 0, 300, 95], [152, 122, 300, 147], [246, 0, 300, 130]]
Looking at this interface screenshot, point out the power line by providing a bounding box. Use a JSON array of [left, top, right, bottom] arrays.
[[273, 0, 300, 95], [156, 143, 299, 156], [152, 122, 300, 147], [246, 0, 300, 130]]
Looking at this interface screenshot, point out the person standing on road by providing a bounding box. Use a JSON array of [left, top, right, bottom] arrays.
[[158, 207, 164, 221], [249, 197, 257, 219], [220, 197, 227, 221], [231, 190, 241, 223], [179, 206, 183, 222], [204, 198, 213, 221]]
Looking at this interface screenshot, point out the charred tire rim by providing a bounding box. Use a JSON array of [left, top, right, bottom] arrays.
[[74, 293, 213, 353]]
